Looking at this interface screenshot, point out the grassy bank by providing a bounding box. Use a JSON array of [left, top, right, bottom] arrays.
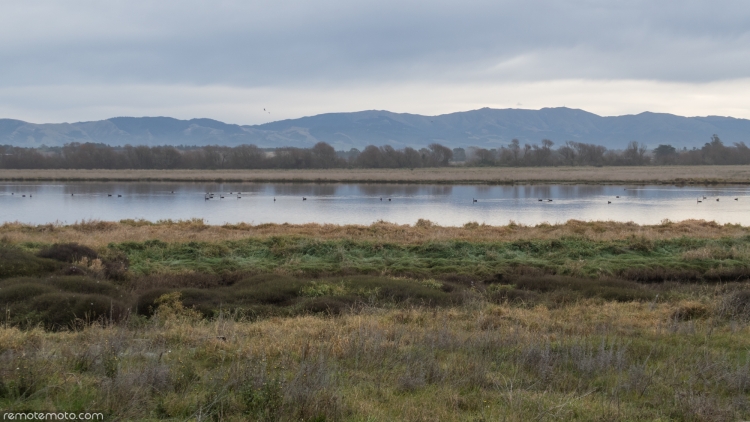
[[1, 220, 750, 420], [3, 165, 750, 184]]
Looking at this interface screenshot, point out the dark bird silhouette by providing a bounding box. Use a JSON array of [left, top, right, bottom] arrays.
[[274, 197, 276, 202], [303, 197, 307, 200], [608, 201, 611, 204], [473, 198, 478, 203], [547, 199, 553, 202], [11, 193, 13, 195], [237, 196, 241, 199], [616, 196, 620, 198], [108, 194, 112, 197], [22, 195, 25, 197], [697, 198, 702, 203], [538, 199, 543, 202], [220, 196, 224, 199], [716, 198, 720, 202], [118, 195, 122, 197], [71, 193, 74, 196], [29, 194, 32, 198], [735, 198, 739, 201], [388, 198, 391, 201], [380, 197, 382, 201], [171, 191, 174, 193]]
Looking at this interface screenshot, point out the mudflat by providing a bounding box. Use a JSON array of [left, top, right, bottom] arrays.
[[2, 165, 750, 184]]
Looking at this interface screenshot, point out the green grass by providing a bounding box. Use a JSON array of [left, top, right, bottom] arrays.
[[107, 235, 750, 282]]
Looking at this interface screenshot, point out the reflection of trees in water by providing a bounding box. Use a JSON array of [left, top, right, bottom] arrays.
[[356, 185, 453, 197], [270, 184, 339, 196]]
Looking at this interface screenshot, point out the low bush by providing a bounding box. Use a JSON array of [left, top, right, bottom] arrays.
[[0, 282, 54, 302], [1, 276, 130, 329], [37, 243, 98, 263], [6, 292, 128, 329], [0, 247, 61, 279], [232, 275, 307, 305], [512, 275, 655, 302], [48, 276, 121, 296]]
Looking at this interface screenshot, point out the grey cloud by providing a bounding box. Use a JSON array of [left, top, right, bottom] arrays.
[[2, 0, 750, 89]]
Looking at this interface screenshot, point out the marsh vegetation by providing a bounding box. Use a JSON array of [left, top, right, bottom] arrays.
[[1, 219, 749, 420], [4, 165, 750, 184]]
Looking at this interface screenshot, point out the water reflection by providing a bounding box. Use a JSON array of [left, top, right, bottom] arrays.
[[1, 182, 749, 226]]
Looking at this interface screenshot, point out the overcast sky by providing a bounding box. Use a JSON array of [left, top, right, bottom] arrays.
[[2, 0, 750, 124]]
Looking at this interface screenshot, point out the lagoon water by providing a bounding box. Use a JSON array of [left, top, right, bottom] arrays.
[[1, 182, 750, 226]]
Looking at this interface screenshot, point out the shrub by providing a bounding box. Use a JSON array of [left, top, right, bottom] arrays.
[[300, 296, 356, 315], [37, 243, 98, 263], [7, 292, 128, 329], [0, 282, 54, 303], [0, 247, 61, 279], [232, 275, 306, 305], [48, 276, 120, 296], [135, 288, 174, 316]]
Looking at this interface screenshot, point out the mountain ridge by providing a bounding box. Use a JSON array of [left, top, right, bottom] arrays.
[[2, 107, 749, 150]]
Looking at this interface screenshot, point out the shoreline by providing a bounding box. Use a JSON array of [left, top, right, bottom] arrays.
[[2, 165, 750, 185]]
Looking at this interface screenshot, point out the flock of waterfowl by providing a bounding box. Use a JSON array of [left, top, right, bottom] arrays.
[[4, 190, 743, 204]]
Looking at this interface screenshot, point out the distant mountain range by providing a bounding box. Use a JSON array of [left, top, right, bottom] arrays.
[[2, 107, 750, 150]]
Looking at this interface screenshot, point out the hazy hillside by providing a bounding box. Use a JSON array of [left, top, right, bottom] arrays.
[[2, 108, 750, 150]]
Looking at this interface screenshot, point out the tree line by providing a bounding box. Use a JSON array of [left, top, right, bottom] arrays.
[[1, 135, 748, 169]]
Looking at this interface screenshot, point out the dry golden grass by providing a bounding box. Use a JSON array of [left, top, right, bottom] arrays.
[[3, 298, 746, 420], [1, 218, 748, 247], [3, 165, 750, 184]]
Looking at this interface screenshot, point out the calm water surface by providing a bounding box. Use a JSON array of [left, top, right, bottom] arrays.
[[1, 182, 749, 226]]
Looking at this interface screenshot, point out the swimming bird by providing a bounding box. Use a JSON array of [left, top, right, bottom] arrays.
[[388, 198, 391, 201], [547, 199, 553, 202], [735, 198, 739, 201], [108, 194, 112, 197], [22, 195, 25, 197], [71, 194, 74, 196], [303, 197, 307, 200], [616, 196, 620, 198], [274, 197, 276, 202], [220, 196, 225, 199], [473, 198, 478, 203], [380, 197, 382, 201], [171, 191, 174, 194], [538, 199, 543, 202], [608, 201, 611, 204], [697, 198, 702, 203], [237, 196, 241, 199], [118, 195, 122, 197], [716, 198, 720, 202]]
